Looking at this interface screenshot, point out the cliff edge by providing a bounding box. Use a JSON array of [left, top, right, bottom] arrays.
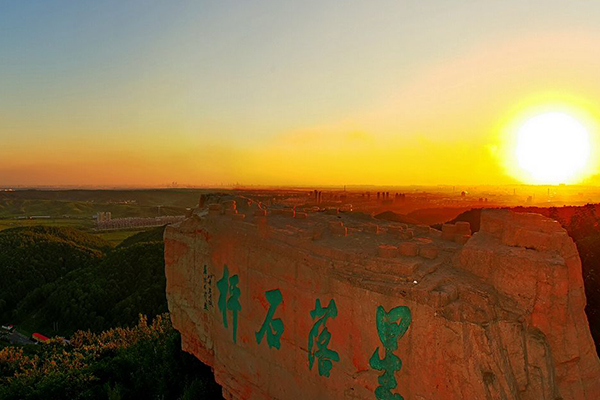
[[165, 197, 600, 399]]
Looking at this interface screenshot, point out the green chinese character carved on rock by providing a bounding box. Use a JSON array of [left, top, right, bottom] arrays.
[[308, 299, 339, 378], [369, 305, 412, 400], [255, 289, 284, 349], [216, 265, 241, 343]]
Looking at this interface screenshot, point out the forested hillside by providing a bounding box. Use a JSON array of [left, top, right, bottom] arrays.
[[0, 226, 168, 335], [0, 227, 108, 325], [0, 225, 222, 399]]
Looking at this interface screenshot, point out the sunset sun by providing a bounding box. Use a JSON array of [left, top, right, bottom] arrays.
[[514, 112, 591, 184]]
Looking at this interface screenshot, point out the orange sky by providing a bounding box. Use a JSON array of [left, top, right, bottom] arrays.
[[2, 2, 600, 187]]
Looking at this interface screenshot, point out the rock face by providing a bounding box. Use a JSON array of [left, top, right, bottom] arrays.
[[165, 197, 600, 400]]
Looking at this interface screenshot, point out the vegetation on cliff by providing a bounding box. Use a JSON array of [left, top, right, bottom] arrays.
[[0, 314, 221, 400]]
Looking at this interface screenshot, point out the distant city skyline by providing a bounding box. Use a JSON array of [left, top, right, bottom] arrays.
[[2, 1, 600, 186]]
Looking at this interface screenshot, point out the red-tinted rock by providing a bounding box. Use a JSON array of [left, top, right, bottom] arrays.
[[419, 244, 438, 259], [165, 200, 600, 400], [398, 241, 419, 256], [377, 244, 398, 258]]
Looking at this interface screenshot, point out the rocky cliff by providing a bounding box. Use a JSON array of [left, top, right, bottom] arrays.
[[165, 196, 600, 400]]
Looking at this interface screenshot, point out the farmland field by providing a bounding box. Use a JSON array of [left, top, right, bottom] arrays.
[[0, 188, 210, 245]]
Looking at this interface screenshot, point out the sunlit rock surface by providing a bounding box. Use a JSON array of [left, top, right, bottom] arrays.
[[165, 196, 600, 400]]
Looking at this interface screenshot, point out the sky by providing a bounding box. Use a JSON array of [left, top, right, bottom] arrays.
[[1, 0, 600, 187]]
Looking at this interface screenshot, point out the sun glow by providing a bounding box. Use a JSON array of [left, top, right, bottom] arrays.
[[500, 102, 600, 185], [515, 112, 590, 184]]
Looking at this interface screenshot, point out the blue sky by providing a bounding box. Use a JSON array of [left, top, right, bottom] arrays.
[[1, 1, 600, 186]]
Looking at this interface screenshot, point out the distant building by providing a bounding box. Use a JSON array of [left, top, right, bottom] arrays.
[[96, 211, 112, 224], [32, 332, 49, 343]]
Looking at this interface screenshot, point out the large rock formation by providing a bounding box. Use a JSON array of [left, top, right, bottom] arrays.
[[165, 196, 600, 400]]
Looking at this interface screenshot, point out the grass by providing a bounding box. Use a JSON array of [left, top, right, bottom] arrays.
[[0, 218, 93, 231]]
